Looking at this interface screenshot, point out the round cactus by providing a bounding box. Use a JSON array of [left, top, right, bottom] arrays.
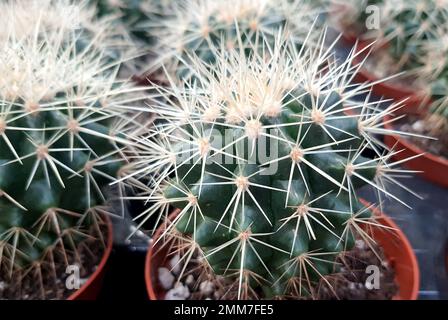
[[0, 0, 136, 60], [0, 1, 144, 296], [122, 32, 419, 299], [382, 0, 448, 74]]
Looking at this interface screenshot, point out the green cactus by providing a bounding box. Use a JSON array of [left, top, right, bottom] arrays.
[[427, 70, 448, 141], [93, 0, 174, 43], [0, 0, 135, 60], [123, 32, 417, 299], [145, 0, 325, 79], [382, 0, 448, 73], [337, 0, 448, 79], [0, 0, 142, 297]]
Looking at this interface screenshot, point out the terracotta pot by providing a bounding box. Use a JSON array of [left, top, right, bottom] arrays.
[[145, 211, 178, 301], [67, 215, 113, 300], [352, 42, 429, 112], [145, 204, 419, 300], [383, 109, 448, 188], [360, 200, 419, 300]]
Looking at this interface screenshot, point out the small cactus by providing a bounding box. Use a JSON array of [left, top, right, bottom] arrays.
[[122, 31, 419, 299], [426, 63, 448, 140], [0, 0, 144, 298], [0, 0, 136, 60]]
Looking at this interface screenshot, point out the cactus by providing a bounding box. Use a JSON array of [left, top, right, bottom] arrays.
[[93, 0, 175, 43], [381, 0, 448, 76], [334, 0, 448, 80], [122, 32, 419, 299], [146, 0, 325, 79], [0, 1, 144, 298], [0, 0, 136, 61], [425, 62, 448, 141]]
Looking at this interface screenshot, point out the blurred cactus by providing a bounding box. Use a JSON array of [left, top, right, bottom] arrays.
[[145, 0, 325, 79], [332, 0, 448, 79], [93, 0, 174, 42]]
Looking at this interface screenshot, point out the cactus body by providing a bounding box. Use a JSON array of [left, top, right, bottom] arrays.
[[124, 32, 417, 299]]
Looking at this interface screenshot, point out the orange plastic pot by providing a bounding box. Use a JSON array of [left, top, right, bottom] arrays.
[[145, 204, 419, 300], [67, 215, 113, 300], [383, 110, 448, 188], [361, 200, 419, 300]]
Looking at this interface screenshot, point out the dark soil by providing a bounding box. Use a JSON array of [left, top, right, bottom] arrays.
[[315, 241, 398, 300], [159, 239, 398, 300], [0, 224, 107, 300], [398, 114, 448, 159]]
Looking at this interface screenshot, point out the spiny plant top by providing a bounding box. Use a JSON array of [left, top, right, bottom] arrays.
[[0, 18, 145, 285], [334, 0, 448, 77], [0, 0, 135, 60], [121, 32, 421, 299], [147, 0, 325, 79]]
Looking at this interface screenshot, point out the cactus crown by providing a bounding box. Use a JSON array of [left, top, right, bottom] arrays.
[[0, 0, 136, 59], [123, 31, 418, 299], [0, 0, 143, 293]]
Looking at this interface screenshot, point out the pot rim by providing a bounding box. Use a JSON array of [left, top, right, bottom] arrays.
[[67, 214, 113, 300], [360, 199, 419, 300], [383, 112, 448, 167]]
